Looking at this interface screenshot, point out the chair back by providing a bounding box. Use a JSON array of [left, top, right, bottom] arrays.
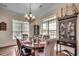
[[43, 35, 49, 40], [44, 39, 57, 56], [15, 36, 22, 56], [22, 34, 28, 40]]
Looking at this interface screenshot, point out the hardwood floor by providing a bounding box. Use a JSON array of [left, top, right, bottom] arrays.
[[0, 45, 67, 56], [0, 45, 17, 56]]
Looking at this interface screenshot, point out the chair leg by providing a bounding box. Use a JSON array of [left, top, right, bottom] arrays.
[[15, 48, 21, 56]]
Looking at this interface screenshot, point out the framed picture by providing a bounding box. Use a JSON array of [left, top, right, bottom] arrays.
[[0, 22, 7, 31]]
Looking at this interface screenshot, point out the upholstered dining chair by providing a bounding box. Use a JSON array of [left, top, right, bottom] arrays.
[[15, 36, 32, 56], [44, 39, 57, 56], [36, 39, 57, 56]]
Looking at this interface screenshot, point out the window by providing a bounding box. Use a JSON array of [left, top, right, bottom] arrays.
[[13, 20, 29, 39], [42, 22, 48, 35], [49, 20, 56, 38], [42, 17, 57, 39]]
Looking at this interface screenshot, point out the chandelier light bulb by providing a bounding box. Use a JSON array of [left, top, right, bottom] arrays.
[[32, 16, 35, 19], [25, 14, 28, 18], [30, 14, 32, 17], [27, 17, 30, 19]]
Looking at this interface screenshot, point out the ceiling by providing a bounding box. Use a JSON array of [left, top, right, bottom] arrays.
[[0, 3, 61, 18]]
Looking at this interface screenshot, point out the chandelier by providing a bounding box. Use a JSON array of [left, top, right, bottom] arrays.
[[25, 3, 35, 23]]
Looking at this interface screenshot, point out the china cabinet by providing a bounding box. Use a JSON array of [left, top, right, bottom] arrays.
[[57, 14, 78, 56]]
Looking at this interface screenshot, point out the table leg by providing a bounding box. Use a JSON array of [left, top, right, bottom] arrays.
[[31, 49, 35, 56], [35, 50, 39, 56]]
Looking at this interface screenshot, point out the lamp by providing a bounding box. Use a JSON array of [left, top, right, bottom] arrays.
[[25, 3, 35, 23]]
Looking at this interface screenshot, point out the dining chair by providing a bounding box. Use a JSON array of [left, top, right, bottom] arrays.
[[36, 39, 57, 56], [15, 36, 32, 56], [43, 35, 50, 40], [22, 34, 28, 41], [44, 39, 57, 56], [15, 37, 22, 56]]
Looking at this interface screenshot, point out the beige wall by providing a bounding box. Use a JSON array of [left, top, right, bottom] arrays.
[[0, 8, 24, 47]]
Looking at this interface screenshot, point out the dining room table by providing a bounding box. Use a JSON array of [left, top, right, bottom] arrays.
[[21, 39, 45, 56]]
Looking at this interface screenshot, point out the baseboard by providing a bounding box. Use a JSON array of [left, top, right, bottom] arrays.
[[0, 44, 17, 48]]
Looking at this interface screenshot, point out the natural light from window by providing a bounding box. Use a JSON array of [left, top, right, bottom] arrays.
[[13, 20, 29, 39], [42, 16, 57, 39]]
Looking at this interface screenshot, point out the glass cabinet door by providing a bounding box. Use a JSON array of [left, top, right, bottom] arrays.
[[59, 20, 67, 39], [67, 18, 76, 40]]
